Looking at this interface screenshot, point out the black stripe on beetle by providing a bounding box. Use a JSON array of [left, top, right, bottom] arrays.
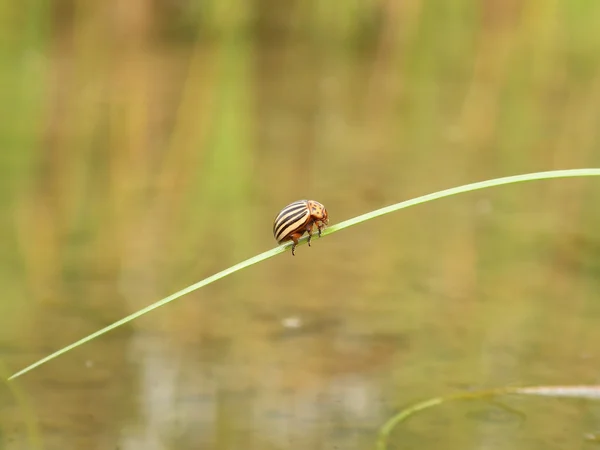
[[274, 208, 308, 239], [273, 200, 329, 255], [273, 203, 308, 237]]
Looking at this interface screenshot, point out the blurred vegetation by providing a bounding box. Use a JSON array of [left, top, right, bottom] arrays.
[[1, 0, 600, 449], [2, 0, 599, 285]]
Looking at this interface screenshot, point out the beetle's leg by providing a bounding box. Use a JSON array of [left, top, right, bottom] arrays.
[[305, 223, 313, 247], [317, 222, 324, 238], [290, 234, 300, 256]]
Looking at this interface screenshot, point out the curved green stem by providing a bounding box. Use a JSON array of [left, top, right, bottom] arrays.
[[9, 168, 600, 380]]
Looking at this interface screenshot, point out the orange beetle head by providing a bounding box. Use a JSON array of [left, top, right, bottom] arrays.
[[307, 200, 329, 225]]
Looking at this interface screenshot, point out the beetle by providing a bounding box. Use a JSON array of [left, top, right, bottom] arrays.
[[273, 200, 329, 255]]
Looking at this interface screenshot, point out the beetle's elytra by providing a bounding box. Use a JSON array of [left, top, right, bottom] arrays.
[[273, 200, 329, 256]]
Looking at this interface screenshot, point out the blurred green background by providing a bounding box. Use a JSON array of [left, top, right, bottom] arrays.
[[1, 0, 600, 449]]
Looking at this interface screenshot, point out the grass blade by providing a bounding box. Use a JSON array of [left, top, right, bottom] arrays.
[[376, 384, 600, 450], [9, 168, 600, 380]]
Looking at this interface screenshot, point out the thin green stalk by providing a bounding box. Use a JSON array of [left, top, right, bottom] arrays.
[[376, 385, 600, 450], [8, 168, 600, 380]]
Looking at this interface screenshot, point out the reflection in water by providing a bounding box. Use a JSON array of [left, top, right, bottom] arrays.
[[122, 335, 182, 450], [119, 322, 398, 449]]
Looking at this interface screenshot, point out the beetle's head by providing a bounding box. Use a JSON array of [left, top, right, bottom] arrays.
[[321, 208, 329, 225], [308, 200, 328, 222]]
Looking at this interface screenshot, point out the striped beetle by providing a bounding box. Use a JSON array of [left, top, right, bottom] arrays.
[[273, 200, 329, 256]]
